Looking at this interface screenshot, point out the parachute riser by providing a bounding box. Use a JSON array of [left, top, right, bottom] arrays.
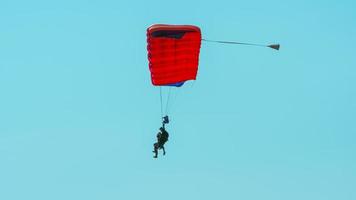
[[162, 115, 169, 129]]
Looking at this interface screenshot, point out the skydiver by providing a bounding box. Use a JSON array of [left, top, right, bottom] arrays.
[[153, 127, 169, 158]]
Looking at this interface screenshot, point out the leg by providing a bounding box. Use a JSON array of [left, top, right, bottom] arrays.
[[153, 143, 158, 158], [162, 146, 166, 155]]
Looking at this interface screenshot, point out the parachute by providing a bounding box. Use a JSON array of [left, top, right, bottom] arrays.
[[146, 24, 279, 127], [147, 24, 202, 87]]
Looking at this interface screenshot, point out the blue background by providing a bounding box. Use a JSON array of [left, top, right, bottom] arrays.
[[1, 0, 355, 199]]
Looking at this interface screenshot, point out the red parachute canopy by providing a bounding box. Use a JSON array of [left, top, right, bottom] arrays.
[[147, 24, 202, 86]]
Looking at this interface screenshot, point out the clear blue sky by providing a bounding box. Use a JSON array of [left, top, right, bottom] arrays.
[[1, 0, 355, 199]]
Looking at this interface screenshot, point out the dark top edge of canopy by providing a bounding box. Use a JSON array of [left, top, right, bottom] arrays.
[[147, 24, 201, 34], [150, 30, 194, 39]]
